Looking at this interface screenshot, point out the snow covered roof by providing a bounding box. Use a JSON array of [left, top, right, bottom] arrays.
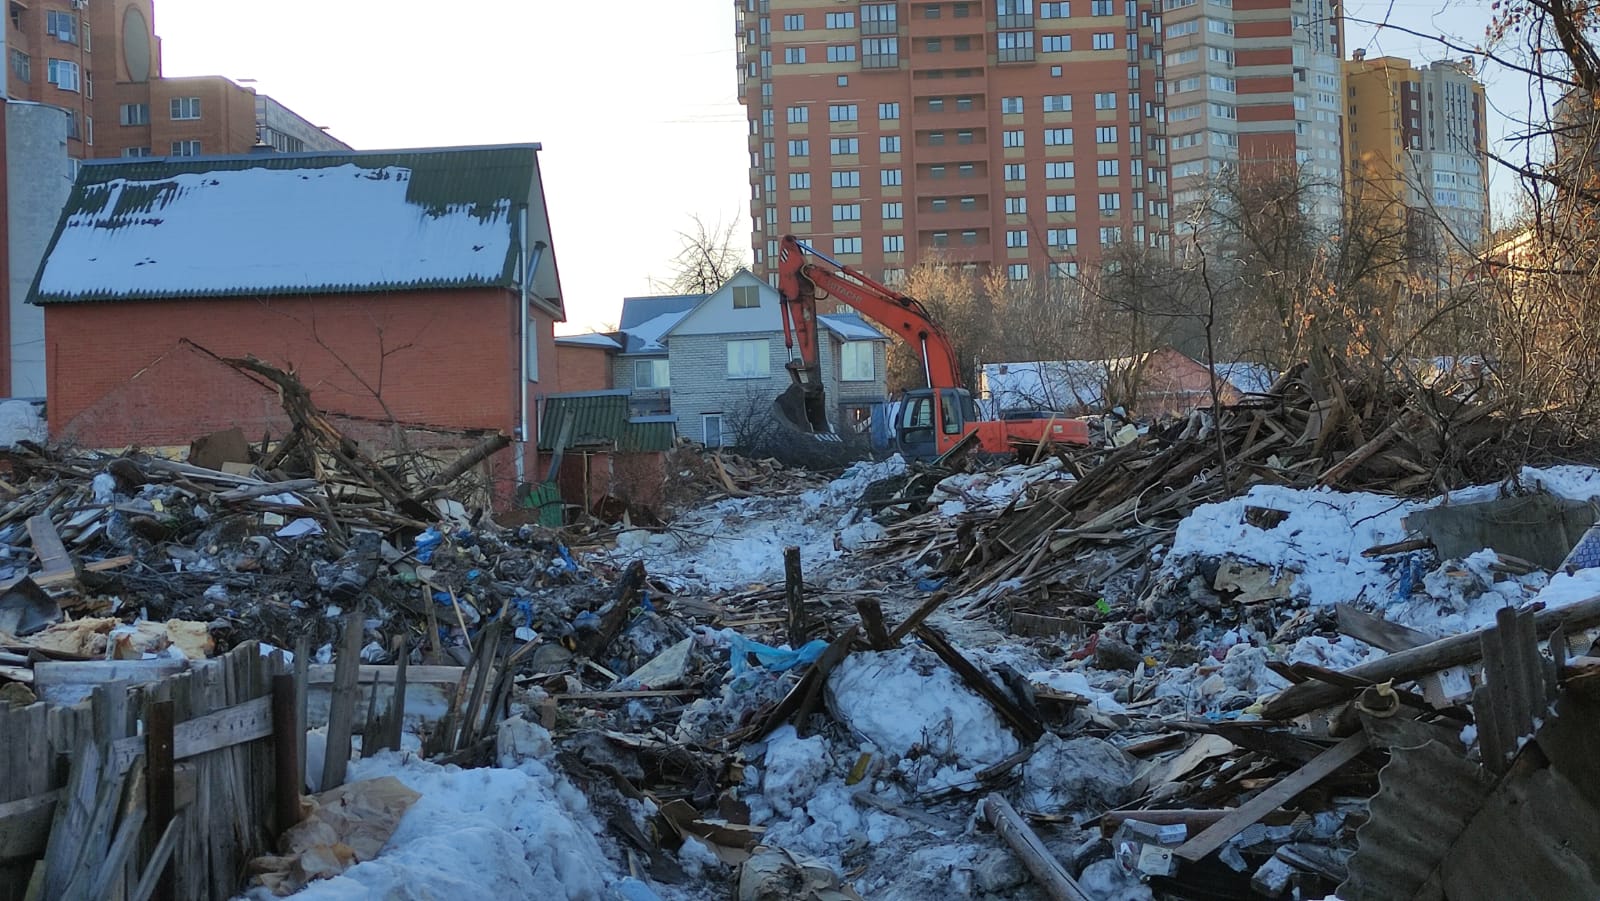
[[554, 333, 622, 350], [982, 360, 1109, 411], [30, 145, 562, 313], [1213, 362, 1278, 394], [621, 309, 694, 355], [615, 294, 705, 355], [819, 313, 889, 342]]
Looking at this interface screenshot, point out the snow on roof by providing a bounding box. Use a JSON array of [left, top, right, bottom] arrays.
[[554, 333, 622, 350], [618, 293, 705, 331], [622, 309, 692, 354], [1213, 362, 1278, 394], [31, 147, 544, 305], [818, 313, 889, 341], [982, 360, 1108, 411]]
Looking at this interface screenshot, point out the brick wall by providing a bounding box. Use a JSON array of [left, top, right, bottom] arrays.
[[554, 344, 612, 393]]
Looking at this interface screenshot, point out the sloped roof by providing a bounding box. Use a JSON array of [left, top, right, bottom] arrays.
[[537, 390, 675, 453], [1213, 362, 1278, 394], [555, 332, 622, 350], [983, 360, 1109, 411], [619, 293, 704, 330], [819, 313, 889, 341], [31, 145, 556, 307]]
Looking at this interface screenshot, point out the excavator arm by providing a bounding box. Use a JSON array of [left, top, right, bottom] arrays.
[[775, 234, 963, 433]]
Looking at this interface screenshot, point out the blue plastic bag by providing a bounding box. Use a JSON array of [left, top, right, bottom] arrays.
[[728, 634, 829, 675], [414, 528, 443, 563]]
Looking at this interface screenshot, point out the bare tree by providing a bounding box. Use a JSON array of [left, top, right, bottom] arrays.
[[655, 216, 748, 295]]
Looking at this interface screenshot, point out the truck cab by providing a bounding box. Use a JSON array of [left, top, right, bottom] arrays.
[[896, 387, 979, 460]]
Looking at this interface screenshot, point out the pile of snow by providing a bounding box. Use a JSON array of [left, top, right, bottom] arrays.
[[929, 458, 1072, 517], [801, 455, 907, 510]]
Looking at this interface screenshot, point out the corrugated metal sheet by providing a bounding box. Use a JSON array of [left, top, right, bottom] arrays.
[[538, 391, 674, 453], [31, 146, 539, 304]]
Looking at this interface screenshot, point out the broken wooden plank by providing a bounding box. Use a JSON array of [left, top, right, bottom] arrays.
[[980, 793, 1093, 901], [916, 624, 1044, 743], [855, 597, 894, 650], [552, 689, 699, 701], [108, 695, 274, 774], [887, 591, 951, 644], [1174, 732, 1370, 862]]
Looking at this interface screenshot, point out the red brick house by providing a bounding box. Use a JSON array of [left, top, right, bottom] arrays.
[[28, 145, 565, 503]]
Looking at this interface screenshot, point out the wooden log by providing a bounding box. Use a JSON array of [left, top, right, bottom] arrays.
[[794, 627, 860, 737], [979, 793, 1093, 901], [320, 612, 364, 791], [856, 597, 894, 650], [146, 700, 175, 901], [418, 432, 513, 498], [1100, 808, 1298, 837], [784, 546, 808, 647], [577, 560, 645, 660], [916, 625, 1044, 743], [212, 479, 320, 503], [1263, 593, 1600, 719], [887, 591, 951, 644], [271, 674, 302, 836]]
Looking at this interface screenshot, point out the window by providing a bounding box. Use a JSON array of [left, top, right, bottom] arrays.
[[1043, 94, 1072, 112], [789, 173, 811, 190], [784, 47, 806, 64], [635, 359, 671, 388], [170, 97, 201, 120], [827, 44, 857, 62], [1002, 96, 1024, 114], [830, 137, 860, 155], [787, 105, 809, 123], [1051, 261, 1080, 278], [732, 285, 761, 309], [1207, 17, 1233, 34], [1095, 126, 1118, 143], [832, 203, 861, 221], [1091, 0, 1115, 12], [1007, 264, 1030, 281], [1041, 2, 1071, 16], [961, 230, 979, 245], [46, 59, 80, 91], [879, 102, 901, 120], [704, 415, 725, 447], [829, 103, 859, 122], [883, 235, 905, 252], [841, 342, 876, 381], [826, 11, 856, 27], [727, 339, 771, 379], [790, 205, 812, 223], [880, 135, 902, 153], [788, 139, 810, 156], [881, 168, 902, 186], [85, 116, 92, 145], [832, 170, 861, 188], [931, 199, 949, 213], [122, 146, 153, 158], [1006, 230, 1029, 247], [863, 3, 898, 28], [1095, 92, 1118, 110], [928, 132, 946, 146], [958, 163, 976, 177], [1041, 34, 1071, 52], [1210, 102, 1237, 119], [997, 30, 1034, 60], [925, 38, 944, 52], [1045, 161, 1076, 178], [83, 21, 92, 50], [1047, 195, 1077, 212], [172, 140, 201, 157], [927, 98, 946, 112], [954, 36, 973, 50], [1097, 159, 1120, 176], [1167, 19, 1198, 36], [1044, 128, 1073, 145], [1005, 196, 1027, 214], [1004, 163, 1026, 181], [883, 202, 904, 218], [46, 9, 78, 43], [9, 49, 29, 84], [833, 236, 863, 254], [1092, 33, 1115, 49], [63, 111, 78, 139], [784, 13, 805, 29], [1003, 129, 1025, 147], [1098, 192, 1121, 211], [863, 37, 899, 66], [1047, 227, 1079, 246], [1099, 226, 1123, 244], [931, 231, 950, 248], [1209, 75, 1236, 92]]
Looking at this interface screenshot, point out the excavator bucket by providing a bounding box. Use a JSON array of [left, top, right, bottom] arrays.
[[773, 383, 833, 437]]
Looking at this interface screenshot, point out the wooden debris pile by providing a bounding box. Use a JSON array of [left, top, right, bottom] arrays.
[[658, 440, 828, 514]]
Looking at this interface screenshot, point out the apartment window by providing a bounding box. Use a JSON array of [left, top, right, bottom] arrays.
[[1092, 0, 1115, 12], [1097, 159, 1120, 176], [930, 165, 947, 179], [1207, 17, 1234, 34], [1099, 226, 1123, 243], [841, 342, 876, 381], [1051, 261, 1080, 278], [1095, 126, 1118, 143], [1044, 128, 1073, 145], [1006, 229, 1029, 247], [830, 137, 860, 155], [832, 170, 861, 188], [880, 135, 902, 153], [932, 231, 950, 247], [928, 132, 947, 147], [928, 98, 946, 112], [863, 37, 900, 67], [881, 168, 903, 186], [788, 139, 810, 156], [85, 116, 93, 145], [46, 9, 78, 43], [635, 359, 671, 388], [1041, 34, 1071, 52], [833, 236, 863, 254], [787, 105, 809, 123], [826, 11, 856, 27], [962, 230, 979, 245], [829, 103, 859, 122], [958, 163, 976, 177], [1003, 129, 1025, 148], [931, 198, 949, 213], [883, 235, 906, 252], [1210, 102, 1237, 119], [783, 13, 805, 29], [997, 30, 1035, 61], [1047, 228, 1079, 247], [1095, 92, 1118, 110], [1098, 192, 1121, 211], [1041, 2, 1071, 16], [954, 2, 971, 15], [1043, 94, 1072, 112], [883, 202, 904, 219], [1092, 33, 1115, 49], [956, 129, 974, 144], [727, 339, 771, 379], [955, 36, 973, 50], [9, 50, 29, 84], [85, 71, 93, 99], [832, 203, 862, 221], [171, 140, 202, 157], [1004, 197, 1027, 214], [790, 205, 813, 223], [784, 47, 807, 64], [879, 102, 901, 120], [170, 97, 202, 120], [1167, 20, 1198, 36], [1004, 163, 1026, 181], [63, 111, 78, 139], [863, 3, 898, 30], [122, 146, 153, 158], [925, 38, 944, 52], [732, 285, 761, 309], [1047, 195, 1076, 212], [1007, 264, 1030, 281], [827, 44, 857, 62], [1045, 161, 1076, 178], [46, 59, 80, 92], [1209, 75, 1236, 92], [82, 21, 91, 50], [960, 196, 978, 211], [789, 172, 812, 189]]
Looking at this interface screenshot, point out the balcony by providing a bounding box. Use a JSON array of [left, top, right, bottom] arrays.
[[914, 140, 986, 163], [915, 207, 991, 230], [911, 47, 988, 70], [907, 15, 989, 38], [911, 72, 989, 97]]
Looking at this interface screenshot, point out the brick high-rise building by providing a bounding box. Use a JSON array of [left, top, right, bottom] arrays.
[[1344, 52, 1489, 252], [738, 0, 1172, 285], [5, 0, 343, 164]]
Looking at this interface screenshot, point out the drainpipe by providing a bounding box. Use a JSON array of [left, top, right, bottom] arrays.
[[517, 208, 549, 490]]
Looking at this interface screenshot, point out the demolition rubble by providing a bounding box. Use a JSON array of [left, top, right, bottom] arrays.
[[4, 367, 1600, 900]]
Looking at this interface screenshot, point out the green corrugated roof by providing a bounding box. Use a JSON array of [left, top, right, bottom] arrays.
[[538, 391, 675, 453]]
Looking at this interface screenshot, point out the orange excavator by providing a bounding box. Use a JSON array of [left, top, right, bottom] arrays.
[[774, 234, 1091, 460]]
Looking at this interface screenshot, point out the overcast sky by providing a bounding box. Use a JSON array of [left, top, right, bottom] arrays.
[[154, 0, 1525, 333]]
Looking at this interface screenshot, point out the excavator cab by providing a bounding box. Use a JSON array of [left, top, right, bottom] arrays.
[[896, 387, 977, 460]]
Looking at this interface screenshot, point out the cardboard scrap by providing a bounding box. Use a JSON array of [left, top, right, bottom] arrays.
[[737, 846, 864, 901], [247, 775, 421, 895]]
